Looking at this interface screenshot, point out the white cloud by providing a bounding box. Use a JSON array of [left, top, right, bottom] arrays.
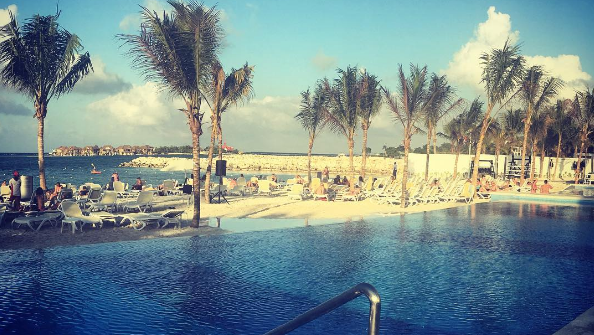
[[119, 0, 167, 31], [74, 56, 132, 94], [525, 55, 592, 98], [442, 6, 591, 99], [87, 82, 175, 126], [312, 50, 338, 72], [0, 4, 17, 26]]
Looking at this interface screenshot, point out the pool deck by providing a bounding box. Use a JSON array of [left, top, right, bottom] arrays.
[[554, 306, 594, 335]]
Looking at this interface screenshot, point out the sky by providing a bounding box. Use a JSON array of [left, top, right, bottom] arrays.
[[0, 0, 593, 154]]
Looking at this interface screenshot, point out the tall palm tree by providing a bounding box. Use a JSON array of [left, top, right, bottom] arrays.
[[518, 66, 563, 183], [571, 88, 594, 183], [528, 110, 551, 179], [383, 64, 428, 207], [203, 62, 254, 202], [502, 108, 525, 149], [550, 99, 572, 180], [358, 70, 382, 178], [119, 1, 223, 226], [325, 66, 360, 191], [423, 74, 463, 180], [472, 40, 525, 189], [296, 82, 327, 184], [0, 11, 93, 189]]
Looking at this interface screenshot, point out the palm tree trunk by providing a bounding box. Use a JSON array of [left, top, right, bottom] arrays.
[[348, 136, 355, 192], [218, 118, 223, 161], [520, 104, 533, 184], [37, 116, 47, 190], [471, 104, 493, 190], [539, 142, 545, 178], [361, 125, 369, 178], [401, 134, 410, 208], [575, 130, 587, 184], [425, 129, 431, 181], [203, 115, 218, 203], [495, 147, 500, 178], [530, 142, 537, 180], [553, 132, 562, 180], [307, 135, 313, 185], [454, 150, 460, 178], [432, 130, 437, 155], [190, 126, 201, 227]]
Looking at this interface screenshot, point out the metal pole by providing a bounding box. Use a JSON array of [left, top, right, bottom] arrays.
[[263, 283, 381, 335]]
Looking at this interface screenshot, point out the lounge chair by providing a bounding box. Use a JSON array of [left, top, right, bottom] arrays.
[[120, 209, 185, 230], [122, 191, 154, 212], [288, 184, 306, 200], [88, 191, 118, 212], [162, 180, 181, 195], [12, 211, 63, 231], [0, 184, 11, 202], [60, 200, 105, 231], [257, 180, 273, 196]]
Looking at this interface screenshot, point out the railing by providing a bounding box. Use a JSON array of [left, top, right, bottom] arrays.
[[263, 283, 381, 335]]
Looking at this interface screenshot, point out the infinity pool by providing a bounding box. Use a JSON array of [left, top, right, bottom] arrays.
[[1, 202, 593, 334]]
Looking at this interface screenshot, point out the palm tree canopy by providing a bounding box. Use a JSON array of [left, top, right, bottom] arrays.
[[296, 81, 327, 137], [480, 39, 525, 106], [383, 64, 428, 131], [519, 66, 564, 111], [325, 66, 360, 137], [571, 88, 594, 130], [0, 10, 93, 115], [551, 99, 572, 135], [210, 62, 254, 115], [359, 70, 382, 128], [425, 74, 463, 129], [118, 0, 223, 104]]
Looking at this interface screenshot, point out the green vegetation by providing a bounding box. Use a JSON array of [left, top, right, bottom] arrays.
[[0, 10, 93, 189]]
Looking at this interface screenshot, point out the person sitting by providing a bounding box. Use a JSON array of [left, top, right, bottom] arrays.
[[106, 177, 115, 191], [228, 178, 238, 189], [333, 175, 342, 185], [295, 175, 304, 184], [540, 180, 553, 194], [530, 178, 538, 194], [31, 187, 46, 212], [271, 174, 278, 183], [314, 183, 327, 195], [342, 176, 349, 185], [111, 171, 120, 182], [132, 177, 143, 191], [357, 176, 364, 189], [49, 182, 62, 203]]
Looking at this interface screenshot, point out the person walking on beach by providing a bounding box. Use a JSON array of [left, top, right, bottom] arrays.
[[393, 162, 398, 178], [322, 167, 329, 182], [8, 170, 21, 211]]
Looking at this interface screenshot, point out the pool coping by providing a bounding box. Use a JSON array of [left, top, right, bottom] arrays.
[[554, 306, 594, 335], [489, 192, 594, 205]]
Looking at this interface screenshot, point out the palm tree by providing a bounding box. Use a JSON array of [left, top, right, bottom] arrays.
[[358, 71, 382, 179], [571, 88, 594, 183], [383, 64, 428, 207], [119, 1, 223, 226], [439, 115, 465, 177], [423, 74, 463, 180], [472, 40, 525, 189], [517, 66, 563, 183], [325, 66, 360, 191], [550, 99, 572, 180], [296, 82, 327, 184], [0, 11, 93, 189], [203, 62, 254, 202], [528, 110, 551, 179]]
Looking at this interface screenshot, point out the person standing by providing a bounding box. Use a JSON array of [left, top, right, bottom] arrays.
[[322, 167, 329, 182], [392, 162, 398, 178], [8, 170, 21, 211]]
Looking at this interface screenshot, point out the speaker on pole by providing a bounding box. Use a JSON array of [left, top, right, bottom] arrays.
[[215, 160, 227, 176]]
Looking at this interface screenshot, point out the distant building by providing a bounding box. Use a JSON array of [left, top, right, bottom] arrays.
[[100, 145, 115, 156], [52, 144, 156, 156]]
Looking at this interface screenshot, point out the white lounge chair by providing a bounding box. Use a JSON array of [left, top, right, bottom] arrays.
[[122, 191, 154, 212], [12, 211, 63, 231], [120, 209, 185, 230], [288, 184, 306, 200], [60, 200, 105, 231], [88, 191, 118, 212]]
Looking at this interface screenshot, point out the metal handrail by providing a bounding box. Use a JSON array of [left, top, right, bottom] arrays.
[[263, 283, 381, 335]]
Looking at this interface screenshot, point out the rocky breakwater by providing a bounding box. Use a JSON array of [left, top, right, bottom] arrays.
[[121, 154, 398, 175]]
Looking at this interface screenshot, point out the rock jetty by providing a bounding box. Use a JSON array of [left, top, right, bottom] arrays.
[[120, 154, 397, 175]]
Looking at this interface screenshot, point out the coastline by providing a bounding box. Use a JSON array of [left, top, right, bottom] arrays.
[[120, 154, 399, 174]]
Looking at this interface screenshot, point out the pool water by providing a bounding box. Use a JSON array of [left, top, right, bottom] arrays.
[[1, 202, 593, 334]]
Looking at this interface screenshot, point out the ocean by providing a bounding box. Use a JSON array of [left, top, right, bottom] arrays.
[[0, 153, 305, 191]]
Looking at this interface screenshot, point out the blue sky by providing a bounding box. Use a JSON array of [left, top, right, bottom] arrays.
[[0, 0, 593, 154]]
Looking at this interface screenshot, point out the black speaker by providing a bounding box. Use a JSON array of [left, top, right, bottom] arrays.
[[215, 160, 227, 176], [182, 184, 192, 194]]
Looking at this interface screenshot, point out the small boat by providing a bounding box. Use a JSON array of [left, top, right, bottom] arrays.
[[91, 163, 101, 174]]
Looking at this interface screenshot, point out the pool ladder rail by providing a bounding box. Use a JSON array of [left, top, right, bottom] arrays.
[[263, 282, 381, 335]]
